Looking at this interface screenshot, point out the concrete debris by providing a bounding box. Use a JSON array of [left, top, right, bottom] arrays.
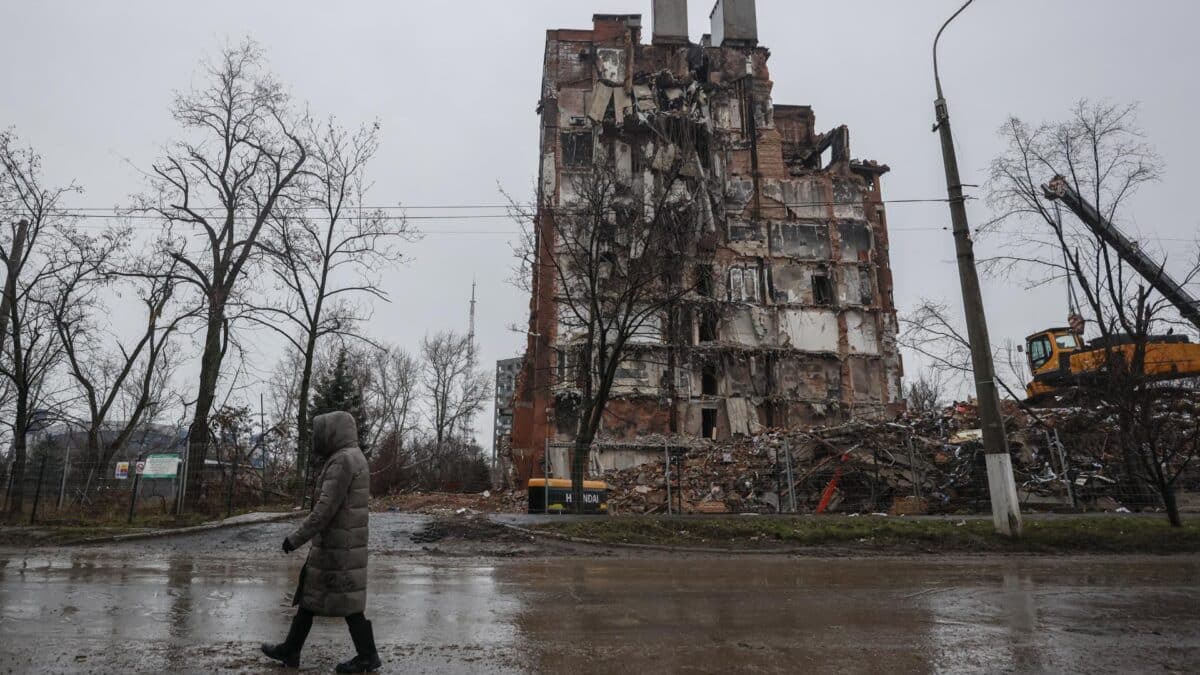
[[595, 395, 1200, 515]]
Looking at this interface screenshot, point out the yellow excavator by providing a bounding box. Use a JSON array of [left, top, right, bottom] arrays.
[[1023, 176, 1200, 402]]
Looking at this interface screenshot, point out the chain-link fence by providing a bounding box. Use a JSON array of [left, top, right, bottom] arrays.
[[0, 447, 299, 525], [582, 408, 1200, 517]]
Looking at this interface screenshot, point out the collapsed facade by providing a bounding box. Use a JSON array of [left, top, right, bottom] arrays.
[[509, 0, 904, 484]]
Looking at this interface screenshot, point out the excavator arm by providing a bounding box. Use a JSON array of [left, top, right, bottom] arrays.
[[1042, 175, 1200, 330]]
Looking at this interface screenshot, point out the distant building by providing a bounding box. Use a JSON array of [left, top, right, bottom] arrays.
[[33, 422, 187, 462], [493, 357, 523, 460]]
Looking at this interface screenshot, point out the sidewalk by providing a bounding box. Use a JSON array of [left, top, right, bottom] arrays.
[[77, 509, 305, 544]]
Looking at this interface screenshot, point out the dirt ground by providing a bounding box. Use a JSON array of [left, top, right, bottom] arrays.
[[1, 513, 1199, 673], [370, 490, 525, 516]]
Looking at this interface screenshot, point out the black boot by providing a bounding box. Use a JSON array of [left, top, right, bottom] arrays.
[[260, 642, 300, 669], [262, 609, 313, 668], [336, 618, 381, 673]]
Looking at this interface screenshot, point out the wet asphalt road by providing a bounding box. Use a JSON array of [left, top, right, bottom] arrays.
[[1, 513, 1198, 673]]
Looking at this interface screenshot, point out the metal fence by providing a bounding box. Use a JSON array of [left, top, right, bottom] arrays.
[[589, 422, 1200, 517], [0, 448, 296, 525]]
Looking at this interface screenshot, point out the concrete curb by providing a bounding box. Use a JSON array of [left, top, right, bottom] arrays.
[[70, 510, 305, 546]]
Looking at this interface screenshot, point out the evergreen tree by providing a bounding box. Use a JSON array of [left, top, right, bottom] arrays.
[[309, 349, 372, 454]]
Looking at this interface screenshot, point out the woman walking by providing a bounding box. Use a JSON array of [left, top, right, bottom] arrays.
[[262, 410, 381, 672]]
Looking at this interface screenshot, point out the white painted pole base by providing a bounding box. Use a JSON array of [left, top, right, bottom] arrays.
[[985, 452, 1024, 537]]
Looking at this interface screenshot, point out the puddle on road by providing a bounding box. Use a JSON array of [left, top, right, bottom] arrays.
[[0, 552, 1197, 673], [493, 557, 1200, 674]]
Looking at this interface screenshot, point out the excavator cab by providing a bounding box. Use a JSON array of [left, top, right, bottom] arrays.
[[1025, 328, 1083, 380], [1025, 325, 1200, 401]]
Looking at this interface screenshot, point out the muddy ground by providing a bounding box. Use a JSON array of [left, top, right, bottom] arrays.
[[0, 513, 1198, 673]]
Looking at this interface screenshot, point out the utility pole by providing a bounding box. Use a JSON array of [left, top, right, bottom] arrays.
[[932, 0, 1022, 536], [0, 219, 30, 354]]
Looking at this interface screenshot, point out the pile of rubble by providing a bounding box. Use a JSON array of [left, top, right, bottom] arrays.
[[597, 395, 1200, 515]]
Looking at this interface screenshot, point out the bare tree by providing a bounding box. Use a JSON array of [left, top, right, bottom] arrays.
[[261, 349, 307, 492], [266, 350, 304, 439], [359, 344, 420, 454], [352, 343, 421, 494], [48, 229, 187, 496], [1105, 288, 1200, 526], [987, 100, 1200, 525], [420, 330, 490, 449], [985, 101, 1170, 331], [208, 404, 257, 515], [137, 42, 308, 508], [906, 370, 946, 414], [900, 299, 1031, 403], [0, 130, 74, 516], [252, 119, 411, 487], [511, 148, 709, 511]]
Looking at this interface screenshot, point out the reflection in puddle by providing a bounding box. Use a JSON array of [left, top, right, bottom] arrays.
[[0, 551, 1197, 673]]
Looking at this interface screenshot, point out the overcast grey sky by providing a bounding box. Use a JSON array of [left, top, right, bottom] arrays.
[[3, 0, 1199, 443]]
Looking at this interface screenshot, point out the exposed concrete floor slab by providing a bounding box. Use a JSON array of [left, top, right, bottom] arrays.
[[0, 513, 1197, 673]]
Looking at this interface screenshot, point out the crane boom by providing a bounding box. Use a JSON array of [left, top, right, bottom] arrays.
[[1042, 175, 1200, 331]]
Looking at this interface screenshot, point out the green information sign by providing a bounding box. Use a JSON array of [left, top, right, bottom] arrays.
[[141, 454, 180, 479]]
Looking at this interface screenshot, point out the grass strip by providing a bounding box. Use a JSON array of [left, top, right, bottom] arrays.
[[535, 516, 1200, 554]]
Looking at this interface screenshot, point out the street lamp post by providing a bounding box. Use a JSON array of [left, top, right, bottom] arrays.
[[932, 0, 1022, 536]]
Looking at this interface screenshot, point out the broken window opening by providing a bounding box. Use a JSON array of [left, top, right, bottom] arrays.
[[696, 264, 714, 298], [701, 408, 718, 440], [728, 266, 759, 304], [812, 273, 834, 306], [561, 131, 593, 168], [736, 79, 755, 138], [613, 203, 639, 229], [858, 267, 874, 305], [702, 364, 719, 396], [698, 309, 718, 343], [598, 250, 619, 280]]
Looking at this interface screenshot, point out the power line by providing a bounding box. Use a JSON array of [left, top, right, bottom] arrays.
[[2, 212, 1192, 243], [0, 212, 522, 221], [0, 197, 961, 234], [0, 196, 959, 215], [15, 198, 1190, 242]]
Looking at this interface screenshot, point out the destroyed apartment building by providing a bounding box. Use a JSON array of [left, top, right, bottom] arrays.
[[509, 0, 904, 485]]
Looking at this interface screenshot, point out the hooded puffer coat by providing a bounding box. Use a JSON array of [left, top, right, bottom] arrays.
[[286, 411, 370, 617]]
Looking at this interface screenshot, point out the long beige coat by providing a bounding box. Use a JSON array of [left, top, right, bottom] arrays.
[[286, 411, 370, 617]]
